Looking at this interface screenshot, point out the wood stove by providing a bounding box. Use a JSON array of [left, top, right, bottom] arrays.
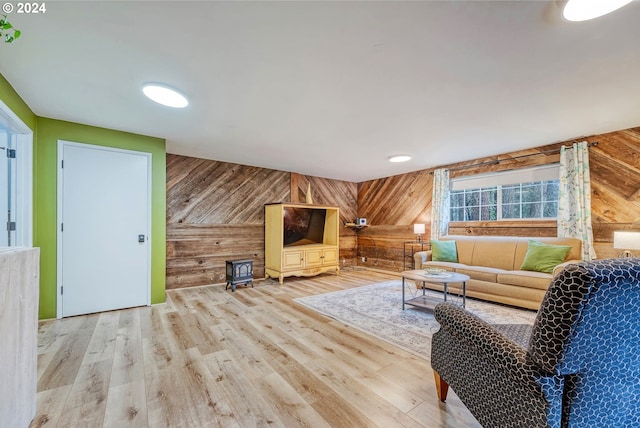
[[225, 259, 253, 292]]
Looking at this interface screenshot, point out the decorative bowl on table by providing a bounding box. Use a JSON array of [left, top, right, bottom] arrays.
[[423, 267, 451, 277]]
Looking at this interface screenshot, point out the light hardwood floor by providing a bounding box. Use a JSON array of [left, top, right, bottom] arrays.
[[31, 269, 481, 428]]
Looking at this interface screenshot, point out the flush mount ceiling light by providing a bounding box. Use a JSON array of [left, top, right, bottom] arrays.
[[142, 83, 189, 108], [388, 154, 412, 163], [562, 0, 634, 21]]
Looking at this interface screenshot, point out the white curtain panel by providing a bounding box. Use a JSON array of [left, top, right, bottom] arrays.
[[430, 168, 450, 241], [558, 142, 596, 261]]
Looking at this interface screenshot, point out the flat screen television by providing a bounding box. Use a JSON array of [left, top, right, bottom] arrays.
[[283, 207, 326, 247]]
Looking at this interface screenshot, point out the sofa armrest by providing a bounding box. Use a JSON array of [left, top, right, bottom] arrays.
[[413, 251, 432, 269], [431, 302, 564, 427], [433, 303, 531, 375], [552, 260, 582, 277]]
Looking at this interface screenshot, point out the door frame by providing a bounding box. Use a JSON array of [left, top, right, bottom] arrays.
[[0, 98, 33, 248], [56, 140, 152, 318]]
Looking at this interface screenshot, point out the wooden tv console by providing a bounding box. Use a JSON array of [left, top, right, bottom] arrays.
[[264, 203, 340, 284]]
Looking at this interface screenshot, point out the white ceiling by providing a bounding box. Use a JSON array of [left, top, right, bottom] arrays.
[[2, 1, 639, 182]]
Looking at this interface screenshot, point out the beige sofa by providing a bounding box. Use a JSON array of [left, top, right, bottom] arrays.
[[413, 235, 583, 310]]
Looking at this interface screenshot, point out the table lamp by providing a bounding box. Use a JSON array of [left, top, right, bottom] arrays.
[[414, 224, 426, 242], [613, 231, 640, 258]]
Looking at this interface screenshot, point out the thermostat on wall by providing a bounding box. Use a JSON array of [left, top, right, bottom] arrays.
[[356, 218, 367, 225]]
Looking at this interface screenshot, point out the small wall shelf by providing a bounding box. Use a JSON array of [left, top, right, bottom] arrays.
[[345, 223, 368, 230]]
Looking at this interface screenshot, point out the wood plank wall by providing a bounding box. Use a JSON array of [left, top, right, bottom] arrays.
[[357, 126, 640, 271], [357, 169, 433, 272], [589, 128, 640, 257], [167, 126, 640, 287], [166, 155, 357, 288], [290, 173, 359, 267]]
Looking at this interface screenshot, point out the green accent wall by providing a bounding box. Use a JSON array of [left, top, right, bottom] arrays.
[[35, 118, 166, 318], [0, 73, 36, 131], [1, 72, 166, 319]]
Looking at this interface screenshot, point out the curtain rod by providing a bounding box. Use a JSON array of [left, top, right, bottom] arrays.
[[433, 141, 598, 174]]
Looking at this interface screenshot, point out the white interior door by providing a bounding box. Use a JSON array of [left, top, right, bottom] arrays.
[[58, 141, 151, 317]]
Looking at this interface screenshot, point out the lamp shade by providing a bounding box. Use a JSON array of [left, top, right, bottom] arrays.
[[613, 231, 640, 250], [413, 224, 426, 234]]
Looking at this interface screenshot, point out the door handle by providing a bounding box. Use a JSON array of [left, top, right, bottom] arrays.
[[138, 234, 145, 243]]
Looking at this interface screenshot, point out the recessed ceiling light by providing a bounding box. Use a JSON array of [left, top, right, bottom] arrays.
[[562, 0, 634, 22], [142, 83, 189, 108], [388, 154, 412, 163]]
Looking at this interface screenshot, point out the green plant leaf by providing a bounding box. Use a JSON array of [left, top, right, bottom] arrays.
[[0, 15, 20, 43]]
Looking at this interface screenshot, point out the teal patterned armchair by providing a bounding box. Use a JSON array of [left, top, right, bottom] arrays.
[[431, 258, 640, 427]]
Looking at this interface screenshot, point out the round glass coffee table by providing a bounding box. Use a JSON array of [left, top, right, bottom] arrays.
[[401, 270, 470, 311]]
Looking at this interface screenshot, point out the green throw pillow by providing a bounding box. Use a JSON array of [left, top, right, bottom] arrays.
[[431, 240, 458, 262], [520, 240, 572, 274]]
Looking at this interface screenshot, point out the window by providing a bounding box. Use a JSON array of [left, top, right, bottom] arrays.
[[501, 181, 559, 219], [450, 187, 498, 221], [449, 165, 559, 222]]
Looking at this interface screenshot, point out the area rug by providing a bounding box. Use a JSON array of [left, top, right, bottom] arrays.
[[294, 280, 537, 360]]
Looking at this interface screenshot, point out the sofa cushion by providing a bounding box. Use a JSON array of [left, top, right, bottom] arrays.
[[514, 237, 581, 269], [520, 240, 572, 274], [455, 266, 505, 283], [497, 270, 553, 291], [431, 239, 458, 262], [470, 237, 519, 271], [449, 237, 476, 265]]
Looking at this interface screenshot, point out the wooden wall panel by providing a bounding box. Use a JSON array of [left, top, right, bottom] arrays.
[[167, 126, 640, 286], [358, 170, 433, 226], [167, 156, 359, 288], [356, 126, 640, 271], [291, 174, 358, 222], [291, 173, 359, 266], [167, 224, 265, 288], [167, 155, 290, 288], [167, 155, 289, 224], [588, 127, 640, 258], [447, 220, 557, 237], [356, 225, 416, 272], [355, 171, 433, 271]]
